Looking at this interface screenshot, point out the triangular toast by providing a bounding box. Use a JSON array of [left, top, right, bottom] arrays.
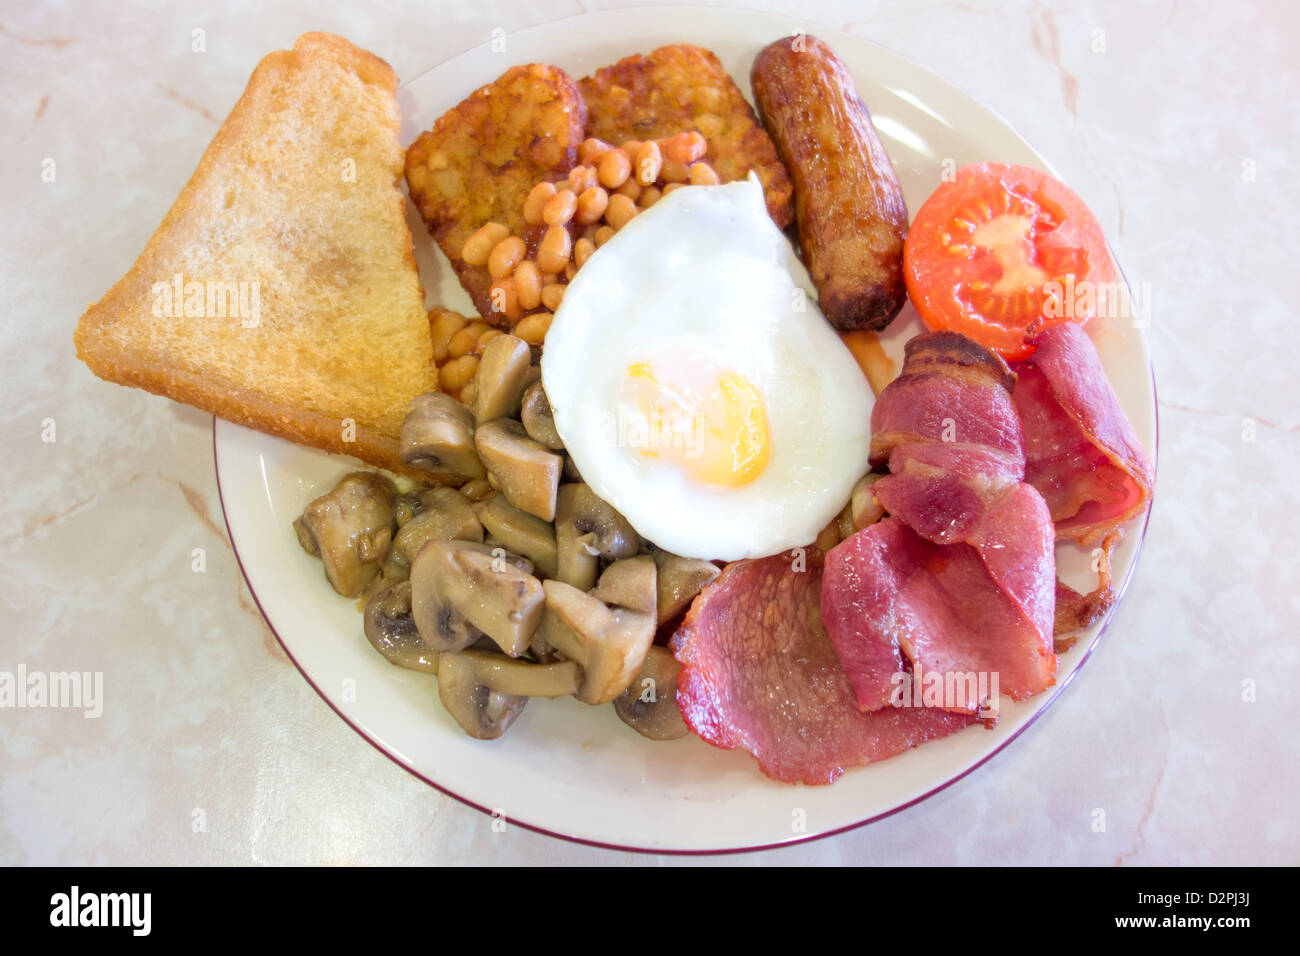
[[74, 32, 438, 474]]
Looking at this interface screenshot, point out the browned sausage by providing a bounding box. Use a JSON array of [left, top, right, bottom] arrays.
[[752, 35, 909, 331]]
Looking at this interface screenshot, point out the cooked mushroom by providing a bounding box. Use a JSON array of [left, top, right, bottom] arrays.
[[357, 551, 411, 607], [363, 582, 438, 673], [436, 652, 526, 740], [400, 392, 486, 483], [473, 334, 533, 423], [554, 483, 640, 591], [528, 625, 563, 664], [293, 472, 396, 598], [652, 550, 721, 625], [458, 479, 494, 502], [392, 491, 425, 527], [410, 540, 544, 657], [474, 419, 563, 522], [613, 646, 689, 740], [477, 494, 558, 580], [451, 648, 580, 697], [562, 454, 583, 484], [520, 380, 564, 450], [590, 554, 657, 615], [392, 487, 483, 563], [851, 473, 885, 530], [541, 561, 656, 705]]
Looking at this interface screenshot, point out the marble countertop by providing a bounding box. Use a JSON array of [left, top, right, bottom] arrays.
[[2, 0, 1295, 864]]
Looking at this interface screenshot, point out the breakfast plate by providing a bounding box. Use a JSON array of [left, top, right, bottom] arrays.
[[214, 6, 1157, 852]]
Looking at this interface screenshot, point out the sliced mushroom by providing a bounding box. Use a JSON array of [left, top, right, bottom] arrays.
[[590, 554, 657, 615], [474, 419, 563, 522], [363, 582, 438, 673], [614, 646, 689, 740], [836, 499, 856, 540], [393, 487, 484, 563], [392, 491, 425, 527], [520, 380, 564, 450], [400, 392, 486, 483], [357, 551, 411, 608], [410, 540, 543, 658], [293, 472, 396, 598], [436, 652, 526, 740], [554, 483, 640, 591], [452, 648, 580, 697], [473, 334, 533, 423], [529, 625, 563, 664], [652, 550, 721, 625], [851, 473, 886, 530], [541, 571, 656, 705], [458, 478, 495, 502], [562, 454, 583, 484], [477, 494, 558, 580]]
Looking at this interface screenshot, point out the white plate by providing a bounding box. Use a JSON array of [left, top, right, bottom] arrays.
[[214, 6, 1157, 853]]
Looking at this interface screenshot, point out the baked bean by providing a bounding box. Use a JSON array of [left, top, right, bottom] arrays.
[[689, 161, 720, 185], [663, 182, 686, 195], [574, 186, 609, 225], [567, 165, 598, 194], [487, 235, 526, 279], [439, 354, 480, 392], [638, 186, 662, 208], [660, 130, 707, 164], [574, 237, 595, 269], [447, 328, 478, 359], [594, 225, 616, 247], [429, 309, 468, 363], [475, 328, 503, 354], [565, 262, 577, 281], [578, 137, 613, 165], [614, 178, 642, 201], [461, 222, 509, 266], [618, 140, 643, 159], [523, 181, 557, 226], [597, 149, 631, 189], [540, 283, 565, 312], [606, 193, 638, 229], [660, 159, 691, 183], [537, 225, 572, 273], [458, 380, 477, 407], [488, 276, 521, 320], [542, 188, 577, 226], [514, 311, 553, 346], [514, 260, 542, 311], [634, 140, 662, 186]]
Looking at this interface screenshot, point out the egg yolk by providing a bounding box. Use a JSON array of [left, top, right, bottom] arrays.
[[622, 362, 771, 487]]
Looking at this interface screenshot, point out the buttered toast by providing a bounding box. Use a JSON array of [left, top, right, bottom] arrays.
[[74, 32, 438, 475]]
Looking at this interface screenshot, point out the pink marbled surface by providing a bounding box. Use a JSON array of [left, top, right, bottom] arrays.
[[1, 0, 1296, 864]]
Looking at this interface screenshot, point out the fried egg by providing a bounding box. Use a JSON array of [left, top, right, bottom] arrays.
[[540, 176, 874, 561]]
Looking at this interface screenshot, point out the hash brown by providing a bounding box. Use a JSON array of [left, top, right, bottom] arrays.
[[405, 64, 586, 321]]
